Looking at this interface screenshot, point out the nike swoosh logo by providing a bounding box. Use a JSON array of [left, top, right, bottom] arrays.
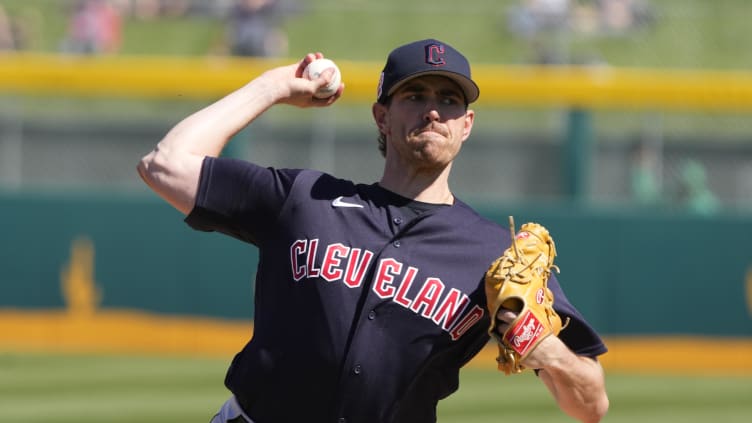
[[332, 196, 364, 208]]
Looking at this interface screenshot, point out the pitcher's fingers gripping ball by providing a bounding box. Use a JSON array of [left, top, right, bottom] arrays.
[[484, 216, 570, 375], [303, 58, 342, 99]]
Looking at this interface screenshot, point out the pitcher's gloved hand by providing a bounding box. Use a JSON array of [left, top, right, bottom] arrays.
[[484, 216, 569, 375]]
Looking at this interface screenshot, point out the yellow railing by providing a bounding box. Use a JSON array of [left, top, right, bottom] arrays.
[[2, 52, 752, 110]]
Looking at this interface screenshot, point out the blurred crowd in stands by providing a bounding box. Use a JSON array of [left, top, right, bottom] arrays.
[[0, 0, 299, 57], [506, 0, 655, 64], [59, 0, 123, 54], [2, 0, 653, 59], [0, 2, 30, 50]]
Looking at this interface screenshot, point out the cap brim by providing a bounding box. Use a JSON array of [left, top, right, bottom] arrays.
[[386, 70, 480, 104]]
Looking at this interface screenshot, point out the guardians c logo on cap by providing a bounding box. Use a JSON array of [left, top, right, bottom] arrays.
[[425, 43, 446, 66], [376, 39, 479, 105]]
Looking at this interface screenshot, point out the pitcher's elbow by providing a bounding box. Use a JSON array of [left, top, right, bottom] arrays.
[[586, 394, 609, 423], [137, 149, 165, 189], [136, 155, 153, 185]]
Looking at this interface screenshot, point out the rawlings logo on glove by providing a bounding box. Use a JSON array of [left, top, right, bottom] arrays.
[[507, 311, 545, 353], [484, 216, 569, 375]]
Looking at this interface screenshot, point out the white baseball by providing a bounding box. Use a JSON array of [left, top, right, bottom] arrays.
[[303, 58, 341, 99]]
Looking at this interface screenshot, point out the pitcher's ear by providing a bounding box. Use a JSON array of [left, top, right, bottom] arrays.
[[372, 102, 388, 131]]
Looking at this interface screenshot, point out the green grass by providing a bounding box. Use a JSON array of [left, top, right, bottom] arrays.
[[442, 369, 752, 423], [0, 352, 229, 423], [2, 352, 751, 422]]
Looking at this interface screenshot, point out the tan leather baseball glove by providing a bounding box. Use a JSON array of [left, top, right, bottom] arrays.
[[484, 216, 569, 375]]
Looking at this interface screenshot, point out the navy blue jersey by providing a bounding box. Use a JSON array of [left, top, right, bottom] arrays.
[[186, 157, 607, 423]]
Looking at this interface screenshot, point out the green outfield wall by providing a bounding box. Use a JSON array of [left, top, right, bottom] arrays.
[[1, 192, 749, 336], [0, 192, 256, 320]]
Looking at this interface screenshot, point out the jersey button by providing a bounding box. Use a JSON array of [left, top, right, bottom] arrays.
[[368, 310, 376, 320], [353, 364, 362, 375], [393, 217, 403, 225], [393, 240, 401, 248]]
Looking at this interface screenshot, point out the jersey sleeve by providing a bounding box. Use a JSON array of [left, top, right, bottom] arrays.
[[184, 156, 301, 245], [547, 273, 608, 358]]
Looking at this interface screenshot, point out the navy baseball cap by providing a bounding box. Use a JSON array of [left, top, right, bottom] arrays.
[[376, 39, 480, 104]]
